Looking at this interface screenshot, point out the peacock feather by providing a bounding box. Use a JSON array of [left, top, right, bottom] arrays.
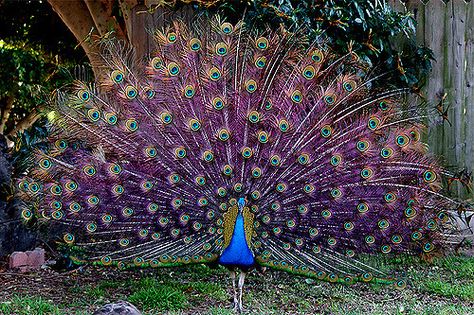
[[17, 16, 459, 313]]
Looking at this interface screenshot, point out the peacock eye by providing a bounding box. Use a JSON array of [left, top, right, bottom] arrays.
[[291, 90, 302, 103], [256, 37, 269, 50], [189, 38, 201, 51]]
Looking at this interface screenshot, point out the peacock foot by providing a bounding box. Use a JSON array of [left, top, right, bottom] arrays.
[[232, 303, 244, 314]]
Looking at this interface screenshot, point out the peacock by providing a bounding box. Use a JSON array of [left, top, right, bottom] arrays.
[[16, 15, 460, 313]]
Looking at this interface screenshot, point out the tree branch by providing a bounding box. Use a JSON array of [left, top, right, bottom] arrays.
[[84, 0, 126, 39], [47, 0, 103, 77], [0, 94, 15, 135], [6, 105, 44, 139]]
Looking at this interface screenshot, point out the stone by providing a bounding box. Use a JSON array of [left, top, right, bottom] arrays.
[[26, 248, 45, 268], [93, 301, 142, 315], [9, 251, 28, 269]]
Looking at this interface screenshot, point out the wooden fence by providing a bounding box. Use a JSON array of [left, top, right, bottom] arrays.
[[388, 0, 474, 235]]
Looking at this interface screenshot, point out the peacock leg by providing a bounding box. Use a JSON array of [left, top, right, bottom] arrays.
[[237, 271, 247, 314], [230, 269, 239, 311]]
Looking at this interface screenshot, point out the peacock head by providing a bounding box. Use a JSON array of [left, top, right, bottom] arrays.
[[237, 197, 246, 210]]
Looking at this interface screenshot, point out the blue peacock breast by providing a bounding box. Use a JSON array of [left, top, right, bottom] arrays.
[[218, 198, 255, 267]]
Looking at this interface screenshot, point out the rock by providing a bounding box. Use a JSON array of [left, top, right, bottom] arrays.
[[8, 248, 45, 271], [9, 251, 28, 269], [26, 248, 45, 268], [93, 301, 142, 315]]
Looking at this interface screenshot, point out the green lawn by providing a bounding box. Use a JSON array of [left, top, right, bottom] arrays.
[[0, 255, 472, 315]]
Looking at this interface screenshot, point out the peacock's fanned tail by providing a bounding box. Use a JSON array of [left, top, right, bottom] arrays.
[[18, 17, 458, 287]]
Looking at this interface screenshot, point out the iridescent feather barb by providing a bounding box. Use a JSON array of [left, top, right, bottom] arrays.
[[17, 15, 461, 313]]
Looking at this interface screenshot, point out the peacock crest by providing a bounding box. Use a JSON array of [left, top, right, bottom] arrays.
[[17, 16, 458, 312]]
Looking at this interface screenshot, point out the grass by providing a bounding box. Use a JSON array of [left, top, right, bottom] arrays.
[[0, 255, 472, 314], [0, 296, 61, 315]]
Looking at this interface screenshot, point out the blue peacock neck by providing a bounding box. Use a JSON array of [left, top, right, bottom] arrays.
[[218, 198, 255, 268]]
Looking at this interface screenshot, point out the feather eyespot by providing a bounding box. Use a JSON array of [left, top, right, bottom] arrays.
[[195, 176, 206, 186], [245, 79, 257, 93], [111, 70, 124, 84], [143, 87, 155, 99], [215, 42, 228, 56], [255, 56, 266, 69], [189, 118, 201, 131], [217, 187, 227, 197], [303, 183, 314, 193], [311, 49, 324, 63], [69, 202, 82, 213], [112, 185, 124, 195], [321, 125, 332, 138], [242, 147, 253, 159], [256, 37, 269, 50], [276, 182, 287, 193], [105, 112, 117, 125], [302, 65, 315, 79], [423, 170, 437, 183], [298, 153, 310, 165], [184, 85, 195, 98], [63, 233, 75, 244], [248, 111, 260, 123], [125, 118, 138, 132], [212, 97, 225, 110], [39, 158, 52, 170], [233, 183, 243, 192], [356, 140, 370, 152], [223, 164, 233, 176], [368, 116, 381, 130], [151, 57, 163, 70], [77, 89, 91, 102], [65, 180, 78, 191], [269, 154, 281, 166], [291, 90, 302, 103], [391, 235, 403, 244], [167, 62, 180, 76], [202, 150, 214, 162], [396, 134, 410, 147], [168, 173, 181, 185], [83, 165, 96, 176], [379, 100, 390, 111], [175, 147, 187, 159], [109, 163, 122, 175], [125, 86, 138, 99], [330, 154, 342, 166], [380, 147, 393, 159], [278, 119, 290, 132], [360, 167, 373, 179], [323, 93, 336, 105], [147, 203, 158, 214], [251, 190, 261, 200], [86, 222, 97, 233], [218, 128, 230, 141], [50, 184, 62, 195], [189, 38, 202, 51], [160, 112, 173, 124], [145, 146, 157, 158], [209, 67, 221, 81], [357, 202, 369, 213], [87, 108, 100, 122], [381, 245, 391, 254], [122, 207, 133, 217], [221, 22, 233, 34], [344, 222, 354, 231], [342, 80, 356, 92], [251, 167, 262, 178], [167, 32, 177, 43], [54, 139, 68, 150], [257, 130, 269, 143]]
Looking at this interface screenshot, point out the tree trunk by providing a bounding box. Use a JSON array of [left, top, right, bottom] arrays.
[[0, 93, 15, 135]]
